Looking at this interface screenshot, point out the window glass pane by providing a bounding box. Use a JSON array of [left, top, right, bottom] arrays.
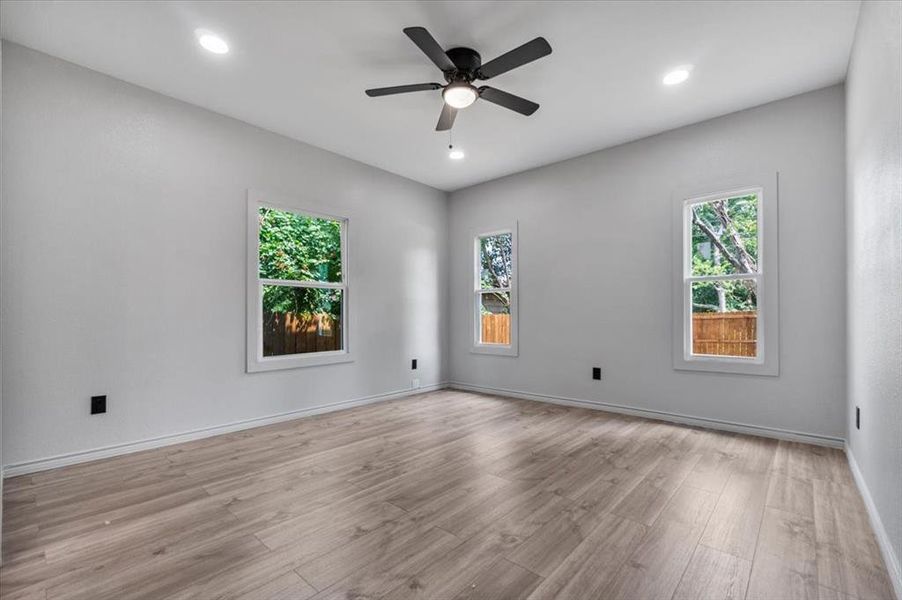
[[259, 207, 342, 283], [262, 285, 343, 356], [690, 194, 758, 276], [479, 233, 513, 290], [691, 279, 757, 358], [480, 291, 511, 345]]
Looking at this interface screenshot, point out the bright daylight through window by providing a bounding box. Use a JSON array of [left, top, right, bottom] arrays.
[[686, 192, 760, 359], [475, 231, 515, 349]]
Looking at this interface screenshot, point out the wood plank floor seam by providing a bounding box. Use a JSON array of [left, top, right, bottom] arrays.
[[741, 472, 774, 600], [292, 568, 319, 593], [667, 481, 722, 600]]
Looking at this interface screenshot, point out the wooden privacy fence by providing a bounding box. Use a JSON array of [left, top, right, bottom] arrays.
[[263, 310, 752, 356], [692, 311, 757, 357], [481, 313, 511, 345], [263, 312, 342, 356]]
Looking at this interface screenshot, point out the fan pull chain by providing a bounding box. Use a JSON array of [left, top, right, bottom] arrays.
[[447, 130, 464, 159]]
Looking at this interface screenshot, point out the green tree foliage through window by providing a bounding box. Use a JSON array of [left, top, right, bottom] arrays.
[[258, 207, 342, 318], [690, 195, 758, 313], [479, 233, 512, 313]]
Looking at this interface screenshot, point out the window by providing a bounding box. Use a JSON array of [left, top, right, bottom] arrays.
[[672, 175, 779, 375], [687, 192, 760, 359], [247, 192, 351, 372], [473, 227, 518, 356]]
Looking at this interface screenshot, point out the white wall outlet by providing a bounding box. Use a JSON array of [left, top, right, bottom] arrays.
[[411, 378, 420, 389]]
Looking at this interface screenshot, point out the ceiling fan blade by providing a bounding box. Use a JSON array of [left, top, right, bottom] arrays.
[[365, 83, 442, 97], [403, 27, 456, 72], [477, 37, 552, 80], [436, 103, 457, 131], [478, 86, 539, 116]]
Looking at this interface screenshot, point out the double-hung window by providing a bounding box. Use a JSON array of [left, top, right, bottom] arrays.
[[473, 227, 518, 356], [247, 192, 351, 372], [673, 175, 779, 375]]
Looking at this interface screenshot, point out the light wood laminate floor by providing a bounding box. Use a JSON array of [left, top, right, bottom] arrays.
[[1, 390, 894, 600]]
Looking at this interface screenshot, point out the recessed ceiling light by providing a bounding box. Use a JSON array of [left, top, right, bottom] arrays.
[[662, 66, 692, 86], [442, 83, 478, 109], [449, 148, 465, 160], [196, 29, 229, 54]]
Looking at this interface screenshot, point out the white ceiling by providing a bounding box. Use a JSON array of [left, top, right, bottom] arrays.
[[1, 1, 860, 191]]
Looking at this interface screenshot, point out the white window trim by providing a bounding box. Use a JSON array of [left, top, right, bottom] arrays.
[[672, 173, 779, 376], [246, 190, 353, 373], [471, 224, 519, 357]]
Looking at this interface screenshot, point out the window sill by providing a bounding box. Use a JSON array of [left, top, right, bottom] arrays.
[[471, 345, 518, 357], [247, 351, 354, 373], [674, 354, 777, 376]]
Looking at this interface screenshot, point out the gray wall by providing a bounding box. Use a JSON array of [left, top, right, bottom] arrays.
[[845, 0, 902, 587], [449, 85, 847, 440], [0, 38, 4, 547], [0, 43, 449, 467]]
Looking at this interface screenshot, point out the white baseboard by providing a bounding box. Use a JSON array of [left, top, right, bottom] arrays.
[[5, 381, 846, 477], [2, 382, 447, 478], [449, 381, 845, 448], [846, 444, 902, 600]]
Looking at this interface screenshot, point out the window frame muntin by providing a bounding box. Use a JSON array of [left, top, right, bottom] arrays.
[[472, 226, 518, 356], [247, 192, 353, 372]]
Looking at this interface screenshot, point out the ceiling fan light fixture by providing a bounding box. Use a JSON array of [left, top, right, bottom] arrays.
[[443, 83, 478, 109], [365, 27, 551, 132]]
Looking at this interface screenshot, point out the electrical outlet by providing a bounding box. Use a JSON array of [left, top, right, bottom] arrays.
[[91, 395, 107, 415], [592, 367, 602, 380], [411, 378, 420, 389], [411, 359, 418, 370], [856, 406, 860, 430]]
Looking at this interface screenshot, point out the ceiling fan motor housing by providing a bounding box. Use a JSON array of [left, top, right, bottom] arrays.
[[445, 47, 482, 82]]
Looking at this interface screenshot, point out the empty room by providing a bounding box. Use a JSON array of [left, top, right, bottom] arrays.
[[1, 1, 900, 599]]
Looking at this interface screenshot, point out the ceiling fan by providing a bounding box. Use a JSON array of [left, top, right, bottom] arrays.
[[365, 27, 552, 131]]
